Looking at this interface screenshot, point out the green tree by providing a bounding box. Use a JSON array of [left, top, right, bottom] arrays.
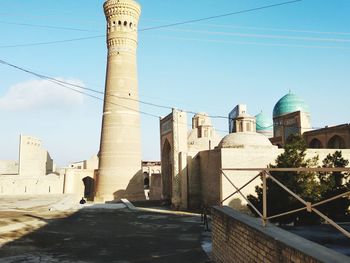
[[318, 151, 350, 222], [247, 134, 319, 225]]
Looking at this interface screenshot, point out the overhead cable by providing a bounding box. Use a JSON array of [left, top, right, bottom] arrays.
[[0, 58, 324, 130], [139, 0, 303, 32], [0, 0, 303, 48], [0, 21, 98, 32]]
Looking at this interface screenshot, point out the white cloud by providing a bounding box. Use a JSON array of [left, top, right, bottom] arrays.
[[0, 78, 85, 111]]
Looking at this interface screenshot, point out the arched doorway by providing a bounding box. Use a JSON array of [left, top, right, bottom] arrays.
[[162, 139, 172, 200], [309, 138, 323, 148], [328, 135, 346, 149], [82, 177, 95, 200], [143, 172, 150, 189]]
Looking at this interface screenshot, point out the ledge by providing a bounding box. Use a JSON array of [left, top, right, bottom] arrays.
[[212, 206, 350, 263]]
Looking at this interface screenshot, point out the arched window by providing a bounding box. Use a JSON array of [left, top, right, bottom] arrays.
[[124, 21, 128, 26], [162, 139, 172, 200], [309, 138, 323, 149], [327, 135, 346, 149]]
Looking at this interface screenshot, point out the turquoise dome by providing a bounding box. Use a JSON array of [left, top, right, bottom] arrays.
[[273, 92, 310, 118], [255, 112, 273, 131]]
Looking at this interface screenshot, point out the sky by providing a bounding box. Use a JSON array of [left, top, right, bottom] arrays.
[[0, 0, 349, 166]]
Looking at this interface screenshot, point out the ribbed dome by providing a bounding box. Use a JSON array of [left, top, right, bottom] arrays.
[[273, 92, 310, 118], [255, 112, 273, 131], [218, 132, 273, 149]]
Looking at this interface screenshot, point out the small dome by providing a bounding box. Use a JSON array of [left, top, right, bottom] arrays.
[[218, 132, 273, 149], [273, 92, 310, 118], [255, 111, 273, 131]]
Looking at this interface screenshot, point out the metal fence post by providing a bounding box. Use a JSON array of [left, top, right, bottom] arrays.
[[262, 171, 267, 227]]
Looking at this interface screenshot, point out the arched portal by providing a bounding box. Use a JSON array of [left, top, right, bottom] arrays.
[[309, 138, 323, 148], [161, 139, 172, 200], [82, 177, 95, 199], [143, 172, 150, 189], [328, 135, 346, 149]]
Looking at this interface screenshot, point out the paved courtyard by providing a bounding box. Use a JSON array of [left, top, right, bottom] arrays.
[[0, 195, 211, 263]]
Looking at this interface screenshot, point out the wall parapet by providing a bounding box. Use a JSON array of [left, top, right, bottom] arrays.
[[212, 206, 349, 263]]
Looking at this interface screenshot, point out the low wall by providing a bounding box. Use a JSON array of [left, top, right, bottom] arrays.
[[149, 173, 161, 200], [0, 174, 64, 195], [61, 168, 96, 198], [212, 206, 349, 263], [0, 160, 18, 175], [199, 149, 222, 207]]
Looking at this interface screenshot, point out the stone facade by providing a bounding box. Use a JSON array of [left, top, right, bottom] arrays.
[[96, 0, 143, 202], [0, 136, 100, 198], [304, 124, 350, 149], [0, 135, 62, 196], [271, 111, 311, 147], [18, 135, 54, 177], [160, 109, 188, 208], [160, 110, 350, 211], [160, 110, 223, 210], [228, 104, 256, 133]]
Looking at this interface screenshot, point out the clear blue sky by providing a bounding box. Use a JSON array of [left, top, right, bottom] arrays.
[[0, 0, 349, 166]]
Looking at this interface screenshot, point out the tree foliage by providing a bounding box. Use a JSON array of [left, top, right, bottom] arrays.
[[247, 134, 319, 225], [247, 135, 350, 225], [318, 151, 350, 222]]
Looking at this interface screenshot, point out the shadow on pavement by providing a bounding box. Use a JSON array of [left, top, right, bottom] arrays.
[[0, 205, 211, 263]]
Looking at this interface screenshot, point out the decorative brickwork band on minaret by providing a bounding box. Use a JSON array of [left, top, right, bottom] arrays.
[[96, 0, 142, 201]]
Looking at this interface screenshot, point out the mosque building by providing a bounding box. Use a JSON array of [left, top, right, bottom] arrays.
[[159, 92, 350, 210], [1, 0, 349, 212], [270, 91, 312, 147], [304, 124, 350, 149], [255, 111, 273, 138], [269, 91, 350, 149]]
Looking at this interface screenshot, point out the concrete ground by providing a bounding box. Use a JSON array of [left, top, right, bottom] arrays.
[[283, 224, 350, 257], [0, 195, 212, 263]]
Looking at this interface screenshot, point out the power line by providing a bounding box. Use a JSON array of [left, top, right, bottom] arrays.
[[139, 0, 303, 32], [0, 59, 173, 111], [44, 77, 160, 119], [141, 35, 350, 51], [162, 28, 350, 44], [0, 59, 160, 119], [203, 23, 350, 37], [0, 35, 105, 48], [0, 21, 98, 32], [0, 58, 324, 130], [0, 0, 303, 48], [143, 19, 350, 37], [3, 32, 349, 50], [0, 59, 226, 122], [46, 78, 160, 119]]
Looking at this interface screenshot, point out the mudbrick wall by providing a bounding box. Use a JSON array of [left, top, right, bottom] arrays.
[[211, 206, 349, 263]]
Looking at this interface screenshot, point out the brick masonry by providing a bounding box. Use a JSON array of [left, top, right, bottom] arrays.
[[212, 206, 350, 263]]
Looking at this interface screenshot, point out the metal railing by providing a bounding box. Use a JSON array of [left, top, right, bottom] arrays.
[[221, 167, 350, 238]]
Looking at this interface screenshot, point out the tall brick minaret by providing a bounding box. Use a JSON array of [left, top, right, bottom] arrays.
[[96, 0, 142, 201]]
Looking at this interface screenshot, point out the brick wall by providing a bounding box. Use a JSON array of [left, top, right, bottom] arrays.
[[212, 206, 349, 263]]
